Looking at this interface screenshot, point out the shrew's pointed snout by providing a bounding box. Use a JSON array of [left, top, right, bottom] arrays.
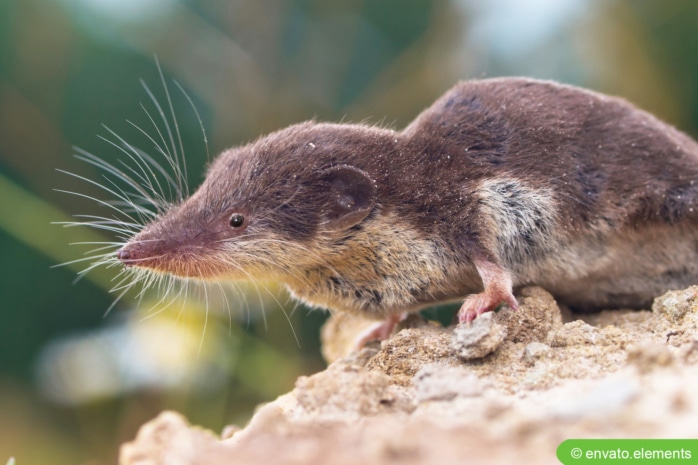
[[114, 237, 219, 278], [116, 246, 137, 266], [116, 248, 130, 261], [116, 242, 150, 266]]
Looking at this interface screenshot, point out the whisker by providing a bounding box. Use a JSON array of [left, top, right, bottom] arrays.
[[51, 253, 115, 269], [126, 120, 182, 198], [215, 280, 233, 335], [54, 187, 141, 226], [98, 129, 169, 209], [72, 214, 144, 229], [174, 79, 210, 164], [74, 148, 163, 216], [212, 254, 300, 341], [58, 68, 280, 336], [83, 139, 161, 209], [137, 103, 179, 202], [156, 59, 189, 198], [76, 257, 118, 277], [67, 241, 123, 247], [54, 220, 135, 236], [199, 284, 209, 356], [141, 75, 185, 200], [140, 280, 182, 320], [103, 284, 132, 317]]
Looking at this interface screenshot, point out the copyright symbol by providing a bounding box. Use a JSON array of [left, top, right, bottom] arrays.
[[571, 448, 583, 459]]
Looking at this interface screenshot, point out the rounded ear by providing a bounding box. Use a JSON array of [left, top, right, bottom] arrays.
[[321, 165, 377, 231]]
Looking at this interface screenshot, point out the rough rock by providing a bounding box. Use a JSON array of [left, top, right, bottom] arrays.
[[413, 363, 488, 402], [119, 286, 698, 465], [495, 286, 564, 343], [451, 312, 507, 360], [652, 285, 698, 323]]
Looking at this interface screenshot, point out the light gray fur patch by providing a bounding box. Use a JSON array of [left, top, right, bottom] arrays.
[[477, 179, 559, 274]]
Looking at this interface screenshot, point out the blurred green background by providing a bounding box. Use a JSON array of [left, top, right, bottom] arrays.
[[2, 0, 698, 463]]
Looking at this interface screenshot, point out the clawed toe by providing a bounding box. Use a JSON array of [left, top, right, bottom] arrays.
[[457, 291, 518, 324], [457, 259, 518, 324]]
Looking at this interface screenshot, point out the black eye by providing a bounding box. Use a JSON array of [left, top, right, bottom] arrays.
[[229, 213, 245, 228]]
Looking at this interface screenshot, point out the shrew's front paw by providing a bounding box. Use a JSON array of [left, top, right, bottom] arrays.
[[457, 257, 518, 324]]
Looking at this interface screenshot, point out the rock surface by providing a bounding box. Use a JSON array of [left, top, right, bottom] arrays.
[[119, 286, 698, 465]]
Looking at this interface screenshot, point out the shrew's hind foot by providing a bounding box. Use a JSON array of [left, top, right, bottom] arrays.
[[352, 312, 408, 351]]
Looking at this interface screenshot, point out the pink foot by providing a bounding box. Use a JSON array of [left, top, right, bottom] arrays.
[[457, 259, 519, 324], [457, 289, 518, 324], [352, 312, 407, 351]]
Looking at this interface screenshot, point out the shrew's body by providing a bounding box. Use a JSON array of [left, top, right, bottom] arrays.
[[117, 77, 698, 342]]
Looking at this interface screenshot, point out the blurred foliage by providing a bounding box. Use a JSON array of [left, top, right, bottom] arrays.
[[2, 0, 698, 463]]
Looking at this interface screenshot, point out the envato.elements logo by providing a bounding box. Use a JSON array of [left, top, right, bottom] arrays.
[[557, 438, 698, 464]]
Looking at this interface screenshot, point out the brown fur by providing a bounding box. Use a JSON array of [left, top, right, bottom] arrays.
[[118, 77, 698, 318]]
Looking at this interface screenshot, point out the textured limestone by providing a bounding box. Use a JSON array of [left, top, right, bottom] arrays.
[[451, 312, 507, 360], [120, 287, 698, 465]]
